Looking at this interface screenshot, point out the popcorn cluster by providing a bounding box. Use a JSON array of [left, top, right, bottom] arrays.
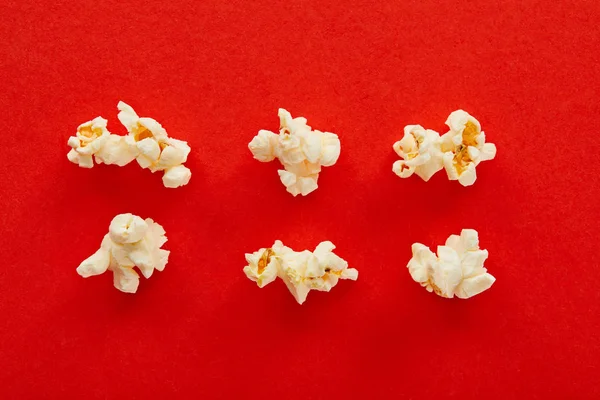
[[249, 109, 341, 196], [407, 229, 495, 299], [67, 102, 192, 188], [393, 110, 496, 186], [76, 213, 170, 293], [244, 241, 358, 304]]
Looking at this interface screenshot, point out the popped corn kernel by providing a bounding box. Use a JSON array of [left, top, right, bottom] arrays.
[[117, 102, 192, 187], [76, 213, 170, 293], [67, 117, 111, 168], [249, 109, 341, 196], [440, 110, 497, 186], [392, 125, 443, 181], [68, 102, 192, 188], [243, 240, 357, 304], [406, 229, 495, 299]]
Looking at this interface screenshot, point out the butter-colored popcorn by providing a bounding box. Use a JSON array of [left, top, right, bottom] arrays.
[[67, 117, 111, 168], [243, 240, 358, 304], [392, 125, 443, 181], [440, 110, 497, 186], [249, 109, 341, 196], [406, 229, 495, 299], [68, 103, 192, 188], [76, 213, 170, 293], [117, 102, 192, 187]]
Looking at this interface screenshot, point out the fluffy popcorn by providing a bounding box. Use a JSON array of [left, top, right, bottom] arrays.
[[67, 117, 111, 168], [117, 102, 192, 187], [76, 213, 170, 293], [67, 102, 192, 188], [243, 240, 358, 304], [392, 125, 443, 181], [440, 110, 497, 186], [249, 109, 341, 196], [406, 229, 495, 299], [392, 111, 496, 185]]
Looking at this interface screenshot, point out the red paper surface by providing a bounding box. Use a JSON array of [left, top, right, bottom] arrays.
[[1, 0, 599, 398]]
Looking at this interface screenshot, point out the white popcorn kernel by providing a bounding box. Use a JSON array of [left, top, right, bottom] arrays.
[[117, 101, 192, 188], [440, 110, 497, 186], [76, 214, 169, 293], [69, 102, 192, 188], [66, 117, 111, 168], [162, 165, 192, 188], [392, 125, 443, 182], [243, 240, 357, 305], [406, 229, 495, 299], [243, 246, 280, 288], [249, 109, 340, 196]]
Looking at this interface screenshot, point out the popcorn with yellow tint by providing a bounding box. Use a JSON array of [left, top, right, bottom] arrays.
[[392, 125, 443, 181], [68, 102, 192, 188], [440, 110, 497, 186], [117, 101, 192, 188], [248, 109, 341, 196], [76, 213, 170, 293], [406, 229, 495, 299], [243, 240, 358, 304], [67, 117, 111, 168]]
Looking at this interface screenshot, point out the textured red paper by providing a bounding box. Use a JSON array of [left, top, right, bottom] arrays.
[[1, 0, 599, 398]]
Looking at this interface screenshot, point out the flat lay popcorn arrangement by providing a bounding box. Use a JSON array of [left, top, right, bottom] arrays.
[[71, 104, 497, 303], [6, 4, 600, 398]]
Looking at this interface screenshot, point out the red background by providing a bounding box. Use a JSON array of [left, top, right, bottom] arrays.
[[1, 0, 599, 398]]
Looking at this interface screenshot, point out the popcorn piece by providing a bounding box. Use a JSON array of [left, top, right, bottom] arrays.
[[68, 102, 192, 188], [244, 240, 358, 304], [76, 213, 170, 293], [406, 229, 495, 299], [118, 102, 192, 187], [67, 117, 111, 168], [440, 110, 497, 186], [392, 111, 496, 185], [249, 109, 341, 196], [392, 125, 443, 181]]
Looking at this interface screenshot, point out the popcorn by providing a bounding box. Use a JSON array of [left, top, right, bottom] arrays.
[[117, 102, 192, 187], [392, 125, 443, 181], [67, 102, 192, 188], [243, 240, 358, 304], [392, 111, 496, 185], [249, 109, 340, 196], [440, 110, 497, 186], [406, 229, 495, 299], [67, 117, 111, 168], [76, 213, 170, 293]]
